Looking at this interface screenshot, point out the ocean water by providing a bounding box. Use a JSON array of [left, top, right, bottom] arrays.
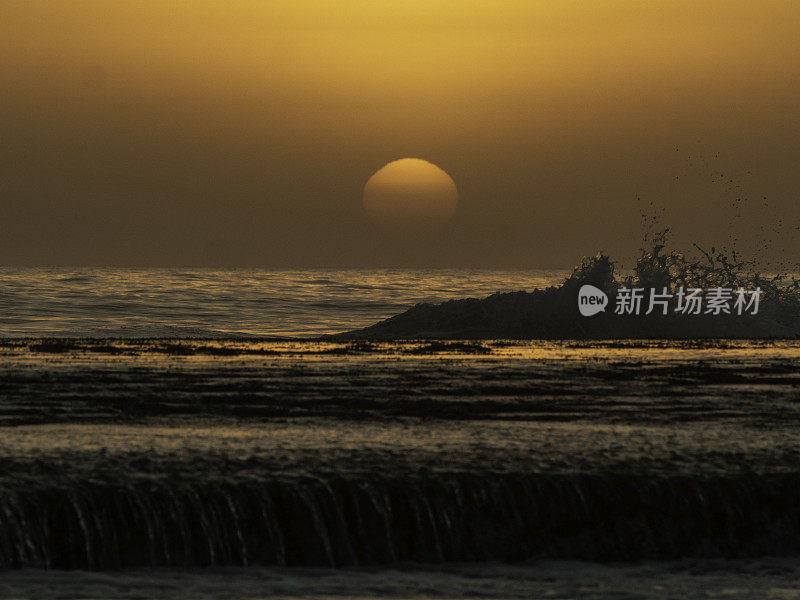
[[2, 269, 800, 598], [2, 339, 800, 598], [0, 268, 566, 337]]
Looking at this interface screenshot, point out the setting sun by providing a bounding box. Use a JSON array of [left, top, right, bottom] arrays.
[[363, 158, 458, 227], [2, 3, 800, 597]]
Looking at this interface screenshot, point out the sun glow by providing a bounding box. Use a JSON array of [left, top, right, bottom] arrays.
[[363, 158, 458, 227]]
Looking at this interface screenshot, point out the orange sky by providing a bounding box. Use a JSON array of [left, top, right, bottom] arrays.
[[2, 1, 799, 267]]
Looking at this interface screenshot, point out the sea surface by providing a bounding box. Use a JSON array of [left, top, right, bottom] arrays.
[[1, 269, 800, 599], [1, 338, 800, 598], [0, 267, 566, 337]]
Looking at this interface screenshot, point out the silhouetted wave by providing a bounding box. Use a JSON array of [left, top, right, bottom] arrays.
[[2, 472, 799, 569], [341, 234, 800, 339]]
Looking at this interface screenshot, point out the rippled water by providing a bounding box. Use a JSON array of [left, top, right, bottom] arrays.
[[2, 278, 800, 598], [0, 268, 565, 337], [4, 560, 800, 599], [2, 339, 800, 581]]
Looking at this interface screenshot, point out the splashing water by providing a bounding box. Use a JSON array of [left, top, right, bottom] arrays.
[[347, 230, 800, 339]]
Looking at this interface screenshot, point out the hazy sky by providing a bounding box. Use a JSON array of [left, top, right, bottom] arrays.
[[2, 1, 799, 268]]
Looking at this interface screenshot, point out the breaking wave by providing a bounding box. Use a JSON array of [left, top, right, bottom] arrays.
[[2, 472, 800, 569], [341, 231, 800, 339]]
